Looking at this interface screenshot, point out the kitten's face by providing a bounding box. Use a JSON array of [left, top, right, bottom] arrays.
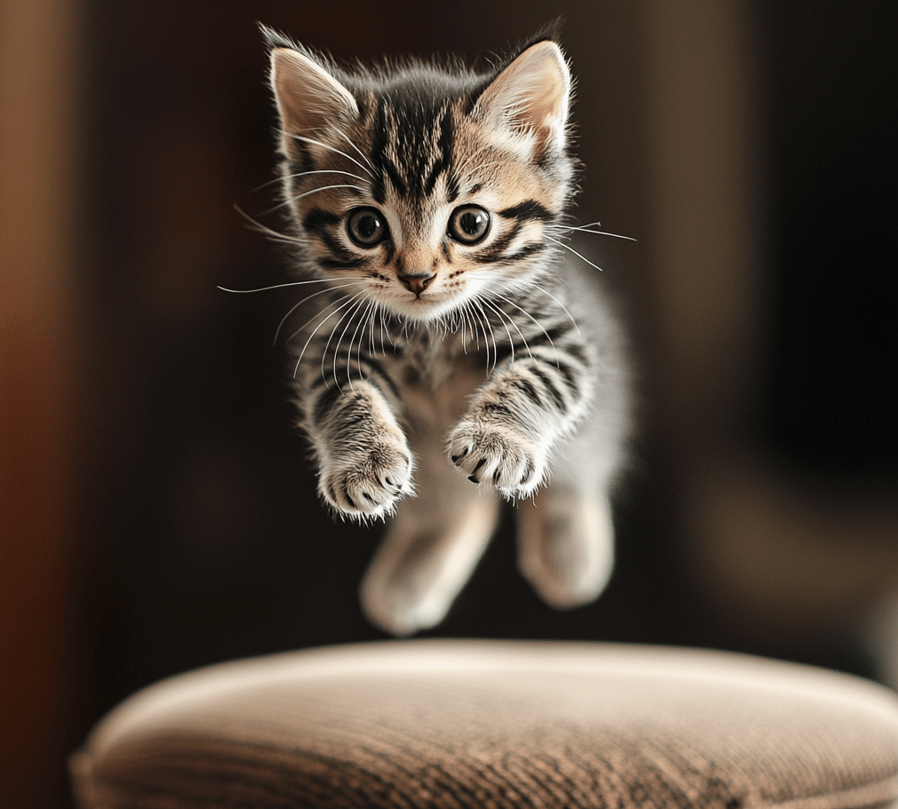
[[270, 38, 574, 323]]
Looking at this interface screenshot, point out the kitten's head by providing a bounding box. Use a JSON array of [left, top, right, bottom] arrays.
[[266, 27, 576, 323]]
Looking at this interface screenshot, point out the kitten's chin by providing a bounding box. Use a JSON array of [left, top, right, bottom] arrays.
[[385, 294, 459, 323]]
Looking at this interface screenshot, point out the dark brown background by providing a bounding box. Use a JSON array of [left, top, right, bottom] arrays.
[[2, 1, 897, 806]]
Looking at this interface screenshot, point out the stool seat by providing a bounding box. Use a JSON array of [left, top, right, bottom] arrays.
[[71, 640, 898, 808]]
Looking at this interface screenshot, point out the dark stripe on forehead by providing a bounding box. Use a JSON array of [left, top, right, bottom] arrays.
[[369, 103, 388, 203], [424, 107, 454, 197], [370, 101, 407, 201], [498, 200, 556, 223]]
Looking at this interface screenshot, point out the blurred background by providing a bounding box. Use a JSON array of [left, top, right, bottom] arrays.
[[2, 0, 897, 806]]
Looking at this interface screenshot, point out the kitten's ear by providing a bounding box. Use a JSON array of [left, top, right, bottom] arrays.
[[475, 40, 571, 157], [269, 46, 358, 158]]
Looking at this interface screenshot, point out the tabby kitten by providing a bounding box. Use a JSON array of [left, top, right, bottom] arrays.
[[264, 26, 631, 635]]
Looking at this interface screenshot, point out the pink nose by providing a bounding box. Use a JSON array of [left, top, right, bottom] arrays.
[[399, 272, 436, 296]]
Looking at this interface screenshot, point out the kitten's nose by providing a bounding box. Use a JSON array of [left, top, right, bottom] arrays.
[[399, 271, 436, 296]]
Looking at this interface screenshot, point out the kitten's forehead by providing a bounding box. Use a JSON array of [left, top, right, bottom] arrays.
[[352, 93, 558, 209], [359, 92, 460, 206]]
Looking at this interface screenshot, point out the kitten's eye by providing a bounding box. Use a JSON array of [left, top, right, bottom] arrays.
[[346, 207, 388, 247], [448, 205, 491, 245]]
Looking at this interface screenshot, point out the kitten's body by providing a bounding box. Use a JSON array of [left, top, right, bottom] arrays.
[[264, 27, 631, 634]]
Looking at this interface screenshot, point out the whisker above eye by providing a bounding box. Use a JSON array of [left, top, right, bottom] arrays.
[[284, 168, 370, 185], [259, 184, 368, 216], [251, 169, 371, 198], [280, 131, 375, 179], [330, 127, 376, 171]]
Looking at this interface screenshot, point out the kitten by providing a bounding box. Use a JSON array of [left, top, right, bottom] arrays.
[[263, 25, 632, 635]]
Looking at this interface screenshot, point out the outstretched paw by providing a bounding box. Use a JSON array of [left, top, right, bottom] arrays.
[[448, 420, 547, 500], [319, 439, 413, 522]]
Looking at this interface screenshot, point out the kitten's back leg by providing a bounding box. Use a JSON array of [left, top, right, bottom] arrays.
[[515, 430, 618, 609], [360, 439, 500, 636], [515, 260, 630, 610]]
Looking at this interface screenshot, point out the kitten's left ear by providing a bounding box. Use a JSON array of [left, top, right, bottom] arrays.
[[474, 40, 572, 156]]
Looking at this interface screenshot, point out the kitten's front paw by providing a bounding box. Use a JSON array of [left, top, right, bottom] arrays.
[[448, 420, 547, 500], [319, 439, 413, 522]]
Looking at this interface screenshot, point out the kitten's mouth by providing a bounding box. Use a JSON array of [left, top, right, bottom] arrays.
[[385, 289, 456, 322]]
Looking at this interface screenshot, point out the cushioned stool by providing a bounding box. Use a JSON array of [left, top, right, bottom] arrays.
[[71, 640, 898, 808]]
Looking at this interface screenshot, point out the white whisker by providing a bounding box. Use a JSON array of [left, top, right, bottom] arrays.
[[462, 301, 480, 353], [348, 296, 376, 386], [379, 307, 388, 354], [490, 296, 538, 362], [331, 128, 376, 171], [285, 168, 369, 184], [260, 184, 367, 216], [281, 131, 374, 179], [234, 204, 304, 246], [331, 294, 371, 391], [455, 307, 467, 350], [553, 222, 636, 242], [473, 299, 499, 373], [273, 280, 365, 347], [217, 277, 358, 294], [545, 235, 605, 274], [286, 294, 350, 346], [367, 300, 377, 357], [531, 285, 581, 335], [481, 299, 515, 367], [252, 168, 369, 195], [468, 305, 482, 353], [292, 292, 364, 378]]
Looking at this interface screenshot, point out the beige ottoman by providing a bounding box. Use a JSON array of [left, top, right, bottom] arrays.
[[71, 640, 898, 808]]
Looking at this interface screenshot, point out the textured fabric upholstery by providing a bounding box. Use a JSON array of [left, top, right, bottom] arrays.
[[71, 640, 898, 808]]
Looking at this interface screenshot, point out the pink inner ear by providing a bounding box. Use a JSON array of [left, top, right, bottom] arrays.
[[477, 41, 571, 153], [271, 48, 358, 141]]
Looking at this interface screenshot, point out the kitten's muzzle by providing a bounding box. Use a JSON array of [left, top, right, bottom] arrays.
[[399, 271, 436, 297]]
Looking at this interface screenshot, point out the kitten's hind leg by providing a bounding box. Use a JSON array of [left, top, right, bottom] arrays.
[[515, 444, 617, 609], [360, 456, 500, 636]]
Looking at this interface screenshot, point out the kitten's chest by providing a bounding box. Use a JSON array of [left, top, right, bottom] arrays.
[[386, 334, 485, 436]]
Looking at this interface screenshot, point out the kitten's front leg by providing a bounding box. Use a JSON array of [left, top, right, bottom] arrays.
[[448, 354, 593, 501], [304, 382, 413, 521]]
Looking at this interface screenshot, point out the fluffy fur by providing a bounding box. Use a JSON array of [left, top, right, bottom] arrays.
[[261, 26, 632, 634]]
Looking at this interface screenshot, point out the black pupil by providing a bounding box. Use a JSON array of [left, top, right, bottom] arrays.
[[354, 212, 381, 242], [459, 209, 487, 237]]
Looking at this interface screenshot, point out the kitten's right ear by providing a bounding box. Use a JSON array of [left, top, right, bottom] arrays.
[[474, 39, 571, 159], [267, 38, 358, 159]]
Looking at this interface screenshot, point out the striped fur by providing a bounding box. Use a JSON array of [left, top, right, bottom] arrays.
[[264, 27, 632, 634]]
